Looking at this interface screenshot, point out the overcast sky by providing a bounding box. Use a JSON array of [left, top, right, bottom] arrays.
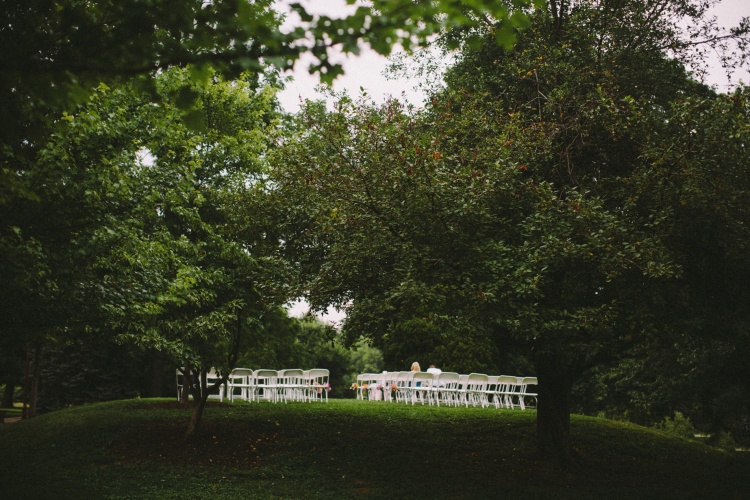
[[276, 0, 750, 113], [281, 0, 750, 323]]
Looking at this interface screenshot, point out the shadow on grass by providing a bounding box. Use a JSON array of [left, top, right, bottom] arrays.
[[0, 399, 748, 499]]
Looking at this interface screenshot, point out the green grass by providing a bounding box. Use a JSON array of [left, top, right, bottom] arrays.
[[1, 399, 748, 499]]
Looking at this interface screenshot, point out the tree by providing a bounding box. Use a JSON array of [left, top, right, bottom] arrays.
[[425, 0, 750, 459], [270, 94, 668, 464], [271, 0, 750, 464], [23, 68, 284, 435]]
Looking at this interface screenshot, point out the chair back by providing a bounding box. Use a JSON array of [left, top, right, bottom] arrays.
[[229, 367, 253, 380], [307, 368, 330, 402], [412, 371, 434, 388], [253, 369, 278, 402]]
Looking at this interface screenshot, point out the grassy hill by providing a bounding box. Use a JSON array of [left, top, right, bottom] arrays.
[[1, 399, 747, 499]]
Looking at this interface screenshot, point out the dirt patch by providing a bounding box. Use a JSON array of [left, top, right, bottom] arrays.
[[112, 417, 279, 469]]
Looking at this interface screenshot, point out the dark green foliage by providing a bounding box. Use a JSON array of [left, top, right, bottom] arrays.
[[568, 88, 750, 444], [271, 1, 750, 462], [37, 337, 145, 412]]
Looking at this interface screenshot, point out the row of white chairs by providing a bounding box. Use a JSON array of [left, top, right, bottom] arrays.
[[355, 371, 538, 409], [176, 368, 330, 403]]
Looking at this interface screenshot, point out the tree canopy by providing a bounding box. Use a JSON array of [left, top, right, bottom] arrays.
[[270, 0, 750, 463]]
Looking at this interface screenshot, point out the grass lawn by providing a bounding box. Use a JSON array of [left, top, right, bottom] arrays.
[[1, 398, 747, 499]]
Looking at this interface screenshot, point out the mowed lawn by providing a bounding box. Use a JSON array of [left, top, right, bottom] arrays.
[[1, 399, 747, 499]]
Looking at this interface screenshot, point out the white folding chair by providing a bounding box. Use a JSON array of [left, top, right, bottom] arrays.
[[464, 373, 489, 407], [306, 368, 330, 402], [276, 369, 287, 400], [485, 375, 500, 408], [279, 369, 305, 402], [394, 371, 414, 404], [356, 373, 373, 400], [518, 376, 538, 410], [362, 373, 381, 401], [496, 375, 521, 409], [374, 372, 391, 401], [227, 368, 254, 402], [410, 372, 434, 405], [494, 375, 513, 408], [434, 372, 460, 407], [456, 374, 469, 406], [381, 372, 398, 402], [253, 369, 279, 403]]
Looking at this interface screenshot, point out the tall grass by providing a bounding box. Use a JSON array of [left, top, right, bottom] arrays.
[[1, 399, 747, 499]]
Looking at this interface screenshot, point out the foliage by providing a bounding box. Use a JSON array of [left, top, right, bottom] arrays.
[[0, 0, 535, 374], [288, 0, 542, 79], [0, 0, 535, 183], [7, 68, 290, 432], [37, 336, 146, 412], [348, 340, 385, 376], [656, 411, 702, 441], [270, 0, 750, 462]]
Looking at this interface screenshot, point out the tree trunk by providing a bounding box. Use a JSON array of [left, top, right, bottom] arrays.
[[2, 382, 14, 408], [535, 357, 578, 466], [185, 393, 208, 439], [28, 345, 43, 418], [184, 370, 209, 439], [21, 350, 30, 419]]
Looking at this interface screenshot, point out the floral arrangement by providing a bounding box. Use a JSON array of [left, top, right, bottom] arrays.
[[350, 382, 368, 398], [313, 381, 331, 394]]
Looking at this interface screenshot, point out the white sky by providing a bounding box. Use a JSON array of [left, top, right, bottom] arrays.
[[275, 0, 428, 113], [276, 0, 750, 113], [281, 0, 750, 322]]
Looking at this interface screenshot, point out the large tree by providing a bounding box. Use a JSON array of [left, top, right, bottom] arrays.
[[23, 68, 284, 434], [271, 0, 750, 464], [271, 95, 671, 464], [436, 0, 750, 449]]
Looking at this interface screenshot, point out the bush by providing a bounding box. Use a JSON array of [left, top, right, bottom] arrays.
[[656, 411, 700, 441]]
